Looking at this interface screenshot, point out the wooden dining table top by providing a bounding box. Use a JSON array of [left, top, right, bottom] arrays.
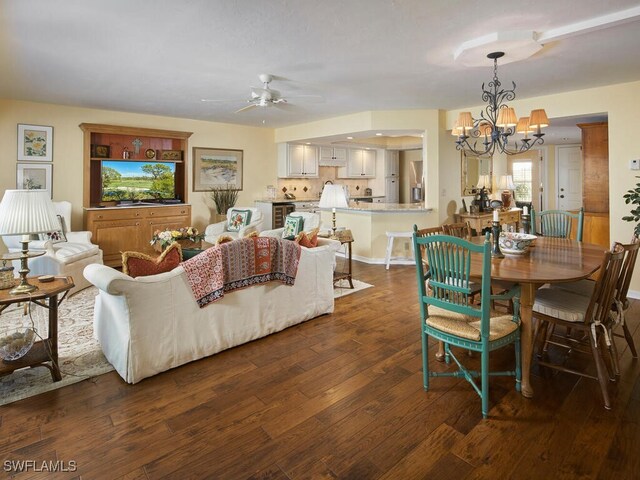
[[469, 236, 605, 284]]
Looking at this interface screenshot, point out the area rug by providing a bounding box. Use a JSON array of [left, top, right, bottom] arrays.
[[0, 287, 113, 407], [334, 279, 373, 298]]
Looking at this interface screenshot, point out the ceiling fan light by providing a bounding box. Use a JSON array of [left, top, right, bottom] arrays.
[[529, 109, 549, 129], [496, 107, 517, 128]]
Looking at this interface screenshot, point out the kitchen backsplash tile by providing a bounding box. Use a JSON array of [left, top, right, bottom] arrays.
[[276, 167, 374, 198]]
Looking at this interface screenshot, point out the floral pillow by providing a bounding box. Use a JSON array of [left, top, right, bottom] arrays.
[[227, 209, 252, 232], [282, 215, 304, 240], [39, 215, 67, 244], [122, 242, 182, 278]]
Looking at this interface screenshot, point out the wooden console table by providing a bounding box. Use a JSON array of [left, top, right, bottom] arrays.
[[456, 209, 521, 234], [0, 276, 74, 382]]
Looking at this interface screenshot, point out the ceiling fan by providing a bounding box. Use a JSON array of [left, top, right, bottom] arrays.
[[201, 73, 321, 114]]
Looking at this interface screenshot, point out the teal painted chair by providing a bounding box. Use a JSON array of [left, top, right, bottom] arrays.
[[412, 227, 522, 418], [531, 207, 584, 241]]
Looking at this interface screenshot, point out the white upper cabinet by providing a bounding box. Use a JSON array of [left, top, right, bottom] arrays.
[[385, 150, 400, 177], [278, 143, 319, 178], [337, 148, 376, 178], [319, 147, 347, 166]]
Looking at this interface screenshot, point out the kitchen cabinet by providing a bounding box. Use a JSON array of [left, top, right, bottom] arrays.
[[278, 143, 319, 178], [84, 205, 191, 267], [337, 149, 376, 178], [578, 122, 608, 213], [385, 150, 400, 177], [319, 146, 347, 166]]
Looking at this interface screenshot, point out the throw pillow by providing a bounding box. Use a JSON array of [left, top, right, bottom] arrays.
[[216, 235, 234, 244], [122, 242, 182, 278], [38, 214, 67, 243], [227, 209, 252, 232], [282, 215, 304, 240], [295, 228, 320, 248]]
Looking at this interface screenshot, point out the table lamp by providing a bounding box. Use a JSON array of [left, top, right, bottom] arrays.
[[477, 174, 491, 191], [498, 175, 516, 209], [0, 190, 60, 294], [318, 184, 349, 238]]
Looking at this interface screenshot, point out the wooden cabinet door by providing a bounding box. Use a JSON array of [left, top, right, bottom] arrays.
[[91, 218, 145, 266], [362, 150, 376, 177], [287, 144, 305, 176], [302, 145, 318, 176], [385, 176, 399, 203], [385, 150, 399, 177], [347, 149, 364, 176]]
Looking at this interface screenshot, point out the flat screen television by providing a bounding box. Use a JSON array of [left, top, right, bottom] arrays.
[[101, 161, 177, 202]]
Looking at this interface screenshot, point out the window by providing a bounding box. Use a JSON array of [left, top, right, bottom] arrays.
[[512, 161, 532, 202]]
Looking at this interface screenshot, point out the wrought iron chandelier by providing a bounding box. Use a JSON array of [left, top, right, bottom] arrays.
[[453, 51, 549, 156]]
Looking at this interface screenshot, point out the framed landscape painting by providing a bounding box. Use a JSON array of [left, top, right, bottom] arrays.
[[17, 124, 53, 162], [192, 147, 243, 191], [17, 163, 53, 198]]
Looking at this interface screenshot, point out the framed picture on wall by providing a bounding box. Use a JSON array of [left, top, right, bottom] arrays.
[[17, 163, 53, 198], [17, 124, 54, 162], [192, 147, 243, 192]]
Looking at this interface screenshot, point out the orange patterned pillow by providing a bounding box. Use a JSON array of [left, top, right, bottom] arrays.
[[122, 242, 182, 278], [295, 228, 319, 248]]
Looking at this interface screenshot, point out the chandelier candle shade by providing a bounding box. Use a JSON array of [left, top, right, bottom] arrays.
[[454, 51, 549, 156], [0, 190, 61, 294], [319, 184, 349, 238], [498, 174, 516, 209]]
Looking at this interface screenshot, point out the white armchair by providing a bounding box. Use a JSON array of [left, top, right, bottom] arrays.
[[260, 211, 322, 238], [204, 207, 264, 244], [2, 201, 103, 295]]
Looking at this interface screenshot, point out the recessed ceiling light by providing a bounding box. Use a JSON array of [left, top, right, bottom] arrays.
[[375, 133, 383, 136], [306, 142, 311, 145], [347, 136, 353, 140]]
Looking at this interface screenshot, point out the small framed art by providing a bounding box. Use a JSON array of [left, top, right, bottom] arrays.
[[17, 163, 53, 198], [17, 124, 54, 162]]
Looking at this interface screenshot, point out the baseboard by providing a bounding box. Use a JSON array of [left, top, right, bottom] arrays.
[[628, 289, 640, 300], [334, 250, 415, 266]]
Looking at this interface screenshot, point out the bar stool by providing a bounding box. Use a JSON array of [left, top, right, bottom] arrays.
[[385, 231, 414, 269]]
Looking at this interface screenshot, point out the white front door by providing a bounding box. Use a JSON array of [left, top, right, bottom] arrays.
[[557, 145, 583, 210]]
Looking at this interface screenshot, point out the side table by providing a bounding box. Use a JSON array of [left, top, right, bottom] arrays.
[[332, 229, 354, 289], [0, 276, 74, 382]]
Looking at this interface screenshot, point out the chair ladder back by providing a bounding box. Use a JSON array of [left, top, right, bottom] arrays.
[[414, 225, 444, 280], [585, 244, 625, 327], [414, 232, 490, 318], [532, 207, 584, 241], [616, 235, 640, 308], [442, 221, 473, 240]]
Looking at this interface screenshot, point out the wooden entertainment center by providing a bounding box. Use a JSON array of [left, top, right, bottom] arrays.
[[80, 124, 193, 266]]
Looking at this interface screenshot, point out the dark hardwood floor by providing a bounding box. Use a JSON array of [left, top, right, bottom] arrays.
[[1, 261, 639, 479]]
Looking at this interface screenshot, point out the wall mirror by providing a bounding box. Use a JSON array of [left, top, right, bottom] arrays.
[[461, 151, 492, 196]]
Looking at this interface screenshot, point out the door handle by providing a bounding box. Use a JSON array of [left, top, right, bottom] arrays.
[[560, 188, 565, 192], [559, 195, 565, 198]]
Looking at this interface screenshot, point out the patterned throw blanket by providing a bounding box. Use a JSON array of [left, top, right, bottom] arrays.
[[181, 236, 302, 308]]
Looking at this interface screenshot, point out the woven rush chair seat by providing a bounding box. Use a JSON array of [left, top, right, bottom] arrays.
[[426, 306, 519, 341]]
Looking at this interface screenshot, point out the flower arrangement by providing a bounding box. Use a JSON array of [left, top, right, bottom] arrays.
[[150, 226, 204, 250]]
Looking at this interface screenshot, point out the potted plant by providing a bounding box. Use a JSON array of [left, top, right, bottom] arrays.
[[209, 184, 240, 222], [623, 176, 640, 236]]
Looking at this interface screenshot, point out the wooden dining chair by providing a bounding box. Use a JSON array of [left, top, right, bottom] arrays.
[[543, 236, 639, 375], [531, 207, 584, 241], [412, 231, 522, 418], [442, 221, 474, 240], [532, 243, 625, 409]]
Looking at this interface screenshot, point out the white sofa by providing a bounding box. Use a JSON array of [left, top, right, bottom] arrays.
[[2, 200, 103, 295], [83, 238, 340, 384]]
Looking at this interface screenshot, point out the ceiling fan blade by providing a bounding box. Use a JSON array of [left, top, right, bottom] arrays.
[[201, 98, 237, 103], [235, 103, 258, 113]]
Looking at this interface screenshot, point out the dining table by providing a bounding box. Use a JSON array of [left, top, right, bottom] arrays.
[[469, 236, 605, 398]]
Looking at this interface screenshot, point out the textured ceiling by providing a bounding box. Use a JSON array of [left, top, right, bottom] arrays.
[[1, 0, 639, 133]]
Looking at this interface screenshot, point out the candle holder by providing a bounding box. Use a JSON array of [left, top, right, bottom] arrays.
[[491, 221, 504, 258], [521, 214, 531, 234]]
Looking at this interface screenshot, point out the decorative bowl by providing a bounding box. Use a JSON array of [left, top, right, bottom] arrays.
[[0, 328, 35, 361], [498, 232, 537, 255]]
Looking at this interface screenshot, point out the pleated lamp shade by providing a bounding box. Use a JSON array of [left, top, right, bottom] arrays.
[[496, 107, 518, 128], [529, 109, 549, 129], [0, 190, 59, 236]]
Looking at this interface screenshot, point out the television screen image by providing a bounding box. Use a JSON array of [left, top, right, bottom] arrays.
[[101, 161, 176, 202]]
